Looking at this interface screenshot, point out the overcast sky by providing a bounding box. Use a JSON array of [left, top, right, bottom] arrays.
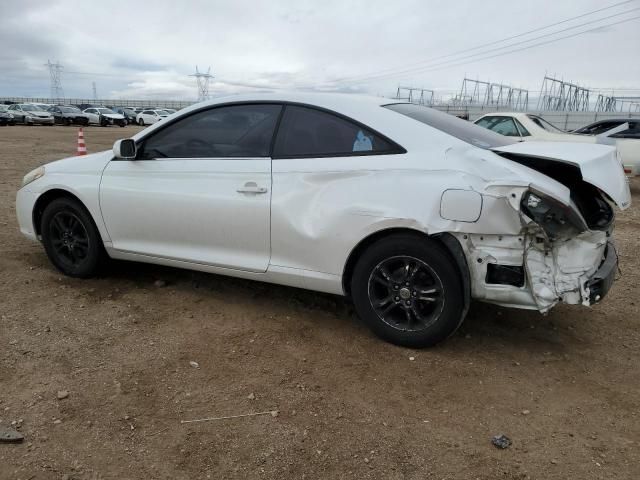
[[1, 0, 639, 101]]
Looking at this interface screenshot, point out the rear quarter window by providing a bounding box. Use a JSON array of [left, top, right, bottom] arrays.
[[384, 103, 517, 149]]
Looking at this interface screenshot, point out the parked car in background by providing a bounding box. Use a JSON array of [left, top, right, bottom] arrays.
[[0, 111, 16, 126], [76, 104, 97, 111], [111, 107, 137, 124], [163, 108, 177, 114], [0, 104, 11, 112], [7, 104, 54, 125], [15, 93, 630, 347], [474, 112, 640, 176], [82, 107, 126, 127], [136, 109, 169, 125], [573, 119, 640, 138], [47, 105, 90, 126]]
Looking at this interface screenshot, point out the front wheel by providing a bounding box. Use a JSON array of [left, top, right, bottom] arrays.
[[351, 234, 465, 348], [138, 118, 144, 126], [41, 198, 106, 278]]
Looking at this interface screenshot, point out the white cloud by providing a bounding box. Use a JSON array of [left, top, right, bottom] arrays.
[[1, 0, 639, 100]]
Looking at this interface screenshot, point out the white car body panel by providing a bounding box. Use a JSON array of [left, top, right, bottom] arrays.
[[475, 112, 640, 176], [492, 141, 631, 209], [99, 158, 271, 272], [16, 93, 631, 315]]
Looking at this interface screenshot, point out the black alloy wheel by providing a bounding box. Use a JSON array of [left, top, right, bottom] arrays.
[[351, 233, 465, 348], [41, 198, 105, 277], [368, 256, 445, 332]]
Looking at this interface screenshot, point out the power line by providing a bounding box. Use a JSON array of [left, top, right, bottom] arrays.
[[324, 0, 639, 85], [384, 15, 640, 79], [343, 7, 640, 85]]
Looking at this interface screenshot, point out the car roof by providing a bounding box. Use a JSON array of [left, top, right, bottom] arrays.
[[586, 118, 637, 125], [476, 112, 528, 119], [191, 92, 392, 112]]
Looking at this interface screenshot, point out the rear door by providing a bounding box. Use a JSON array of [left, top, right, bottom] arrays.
[[100, 103, 282, 272]]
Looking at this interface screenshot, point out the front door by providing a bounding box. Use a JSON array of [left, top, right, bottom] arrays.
[[99, 103, 282, 273]]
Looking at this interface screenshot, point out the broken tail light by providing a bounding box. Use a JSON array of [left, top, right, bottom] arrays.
[[521, 190, 587, 240]]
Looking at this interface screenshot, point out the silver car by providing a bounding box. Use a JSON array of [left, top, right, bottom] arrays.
[[7, 104, 55, 125]]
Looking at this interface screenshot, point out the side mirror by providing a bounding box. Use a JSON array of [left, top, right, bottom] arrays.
[[113, 138, 137, 159]]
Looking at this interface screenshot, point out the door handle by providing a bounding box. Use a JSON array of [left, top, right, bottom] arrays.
[[237, 182, 268, 194]]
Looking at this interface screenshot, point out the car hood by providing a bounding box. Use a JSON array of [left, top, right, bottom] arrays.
[[27, 111, 51, 117], [492, 141, 631, 210], [44, 150, 113, 174], [101, 113, 125, 119]]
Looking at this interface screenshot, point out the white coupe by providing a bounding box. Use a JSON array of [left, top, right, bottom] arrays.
[[136, 109, 170, 126], [474, 112, 640, 176], [16, 93, 630, 347], [82, 107, 127, 127]]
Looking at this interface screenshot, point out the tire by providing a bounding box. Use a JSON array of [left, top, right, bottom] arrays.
[[40, 197, 106, 278], [138, 118, 144, 126], [350, 233, 465, 348]]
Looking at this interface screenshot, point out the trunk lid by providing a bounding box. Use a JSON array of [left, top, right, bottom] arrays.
[[492, 141, 631, 210]]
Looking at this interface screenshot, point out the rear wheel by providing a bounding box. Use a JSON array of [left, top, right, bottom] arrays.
[[138, 118, 144, 126], [351, 234, 465, 348], [41, 198, 105, 278]]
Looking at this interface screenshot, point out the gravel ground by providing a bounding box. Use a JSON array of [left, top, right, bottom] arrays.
[[1, 125, 639, 480]]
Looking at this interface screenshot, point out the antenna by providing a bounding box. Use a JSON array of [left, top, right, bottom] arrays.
[[189, 66, 214, 102], [45, 59, 64, 101]]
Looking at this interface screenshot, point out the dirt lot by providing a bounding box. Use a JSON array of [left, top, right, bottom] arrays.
[[1, 125, 639, 480]]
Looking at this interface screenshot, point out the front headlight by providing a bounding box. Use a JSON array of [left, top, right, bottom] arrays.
[[521, 190, 587, 240], [22, 166, 45, 188]]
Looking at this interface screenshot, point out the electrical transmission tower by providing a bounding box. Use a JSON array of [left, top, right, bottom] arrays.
[[189, 66, 214, 102], [595, 94, 640, 113], [45, 59, 64, 101], [537, 75, 590, 111], [395, 86, 434, 106], [453, 78, 529, 110]]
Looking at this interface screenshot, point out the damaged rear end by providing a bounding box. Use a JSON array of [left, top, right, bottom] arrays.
[[462, 142, 630, 313]]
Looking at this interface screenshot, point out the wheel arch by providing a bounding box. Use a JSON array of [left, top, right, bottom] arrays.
[[342, 228, 471, 318], [32, 189, 92, 237]]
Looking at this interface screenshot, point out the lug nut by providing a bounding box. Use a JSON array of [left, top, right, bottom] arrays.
[[395, 296, 400, 301]]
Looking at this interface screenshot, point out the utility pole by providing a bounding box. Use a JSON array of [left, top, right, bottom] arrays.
[[92, 81, 97, 101], [45, 59, 64, 101], [189, 66, 214, 102]]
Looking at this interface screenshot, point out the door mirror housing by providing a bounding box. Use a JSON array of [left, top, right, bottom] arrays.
[[113, 138, 137, 159]]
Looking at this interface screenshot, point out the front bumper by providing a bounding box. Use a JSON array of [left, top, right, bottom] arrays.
[[16, 188, 38, 241], [585, 241, 617, 304], [32, 117, 54, 125]]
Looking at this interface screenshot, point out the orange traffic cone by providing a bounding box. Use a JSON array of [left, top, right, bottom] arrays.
[[76, 128, 87, 156]]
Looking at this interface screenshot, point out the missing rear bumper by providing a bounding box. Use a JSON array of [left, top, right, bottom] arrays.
[[585, 242, 617, 304]]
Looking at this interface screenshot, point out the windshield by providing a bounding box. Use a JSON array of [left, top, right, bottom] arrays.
[[527, 115, 565, 133], [61, 107, 80, 113], [384, 103, 516, 149], [97, 108, 115, 114], [23, 104, 43, 111], [157, 110, 170, 115]]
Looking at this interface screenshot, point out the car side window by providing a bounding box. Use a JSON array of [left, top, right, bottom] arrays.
[[272, 105, 398, 158], [138, 104, 282, 159], [477, 116, 521, 137]]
